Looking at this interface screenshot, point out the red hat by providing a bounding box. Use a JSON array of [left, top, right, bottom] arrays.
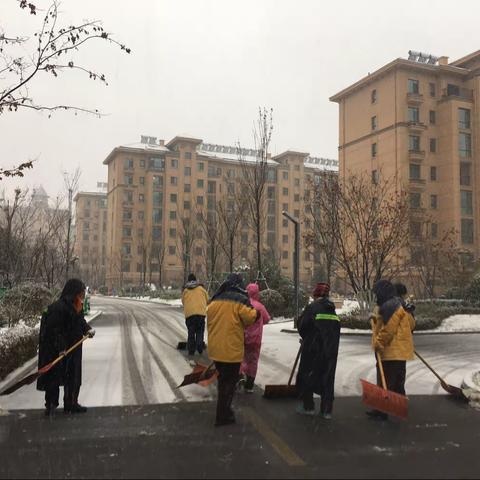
[[313, 283, 330, 298]]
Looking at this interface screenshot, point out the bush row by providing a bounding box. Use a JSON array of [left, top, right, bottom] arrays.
[[0, 323, 39, 381]]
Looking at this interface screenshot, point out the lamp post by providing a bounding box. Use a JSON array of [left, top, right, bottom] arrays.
[[282, 211, 300, 328]]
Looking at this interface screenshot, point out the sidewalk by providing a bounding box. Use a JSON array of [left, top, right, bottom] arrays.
[[0, 394, 478, 479]]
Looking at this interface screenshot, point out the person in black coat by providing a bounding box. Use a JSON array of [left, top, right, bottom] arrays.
[[37, 279, 95, 416], [296, 282, 341, 419]]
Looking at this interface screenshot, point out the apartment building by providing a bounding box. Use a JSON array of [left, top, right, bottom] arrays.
[[74, 190, 108, 287], [102, 135, 338, 288], [330, 50, 480, 264]]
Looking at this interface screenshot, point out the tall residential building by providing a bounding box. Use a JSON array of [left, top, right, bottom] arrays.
[[103, 135, 338, 288], [74, 191, 108, 287], [330, 50, 480, 264]]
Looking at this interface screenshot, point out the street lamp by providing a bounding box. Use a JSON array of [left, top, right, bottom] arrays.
[[282, 211, 300, 328]]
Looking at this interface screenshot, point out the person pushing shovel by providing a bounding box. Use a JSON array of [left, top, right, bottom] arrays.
[[367, 279, 415, 421]]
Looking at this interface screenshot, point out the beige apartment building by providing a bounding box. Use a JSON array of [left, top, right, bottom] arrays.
[[330, 50, 480, 265], [74, 190, 108, 288], [102, 135, 338, 289]]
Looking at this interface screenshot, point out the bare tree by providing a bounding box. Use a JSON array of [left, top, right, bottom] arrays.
[[176, 208, 199, 285], [0, 162, 34, 181], [408, 217, 458, 299], [237, 107, 273, 278], [151, 241, 166, 289], [1, 1, 130, 116], [303, 173, 340, 285], [63, 168, 81, 281], [216, 193, 244, 272], [333, 172, 410, 316]]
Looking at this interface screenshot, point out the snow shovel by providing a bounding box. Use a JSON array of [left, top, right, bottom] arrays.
[[415, 350, 469, 402], [263, 345, 302, 399], [360, 352, 409, 419], [0, 336, 90, 396], [177, 361, 217, 388]]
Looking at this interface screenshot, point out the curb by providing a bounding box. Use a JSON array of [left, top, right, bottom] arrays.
[[0, 311, 103, 397], [99, 295, 183, 308], [280, 328, 480, 336]]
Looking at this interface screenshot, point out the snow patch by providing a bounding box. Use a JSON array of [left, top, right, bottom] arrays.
[[337, 300, 360, 316], [431, 315, 480, 333]]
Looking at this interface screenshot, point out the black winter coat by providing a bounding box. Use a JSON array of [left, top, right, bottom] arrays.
[[296, 298, 341, 396], [36, 299, 90, 391]]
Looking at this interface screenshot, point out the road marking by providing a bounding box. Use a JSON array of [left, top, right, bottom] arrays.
[[242, 406, 306, 467]]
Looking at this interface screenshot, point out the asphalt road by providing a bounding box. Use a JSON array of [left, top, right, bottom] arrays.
[[1, 296, 479, 410]]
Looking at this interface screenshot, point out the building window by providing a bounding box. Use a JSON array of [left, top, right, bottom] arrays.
[[430, 195, 438, 209], [153, 191, 162, 206], [83, 233, 89, 241], [409, 135, 420, 152], [371, 143, 377, 158], [184, 201, 191, 210], [430, 166, 437, 181], [429, 110, 436, 125], [461, 191, 473, 216], [371, 115, 377, 131], [460, 163, 471, 186], [171, 176, 178, 186], [294, 178, 300, 187], [267, 186, 276, 199], [410, 192, 421, 209], [409, 164, 421, 180], [170, 211, 177, 220], [197, 179, 204, 188], [408, 79, 419, 94], [282, 251, 289, 260], [459, 133, 472, 157], [139, 194, 145, 203], [170, 193, 177, 203], [124, 158, 134, 170], [123, 210, 132, 221], [410, 221, 422, 239], [267, 169, 277, 183], [139, 176, 145, 185], [371, 89, 377, 104], [429, 82, 436, 97], [227, 183, 235, 196], [207, 195, 215, 210], [124, 175, 133, 185], [153, 175, 163, 187], [153, 209, 162, 224], [294, 209, 300, 218], [430, 138, 437, 153], [124, 190, 133, 203], [197, 196, 204, 205], [459, 108, 471, 129], [169, 228, 176, 238], [185, 167, 191, 176], [372, 169, 379, 185], [185, 152, 192, 160], [408, 107, 419, 123], [138, 211, 145, 220], [122, 244, 131, 256], [122, 262, 131, 273], [152, 227, 161, 240], [294, 194, 300, 202], [171, 159, 178, 169], [227, 169, 235, 179], [283, 187, 289, 196], [431, 223, 438, 239], [169, 246, 176, 255], [461, 219, 474, 244], [149, 157, 165, 170], [283, 171, 289, 180], [267, 216, 276, 231], [207, 181, 216, 194], [184, 184, 191, 193], [282, 219, 288, 228], [122, 226, 132, 237], [197, 162, 204, 172]]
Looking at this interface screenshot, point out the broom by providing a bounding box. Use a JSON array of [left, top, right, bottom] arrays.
[[360, 352, 409, 419], [263, 345, 302, 399], [0, 336, 90, 396]]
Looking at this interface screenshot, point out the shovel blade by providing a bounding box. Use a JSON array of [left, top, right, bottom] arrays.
[[361, 379, 408, 419]]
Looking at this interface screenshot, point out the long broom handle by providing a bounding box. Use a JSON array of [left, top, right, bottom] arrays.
[[415, 350, 447, 385], [39, 336, 89, 374], [288, 345, 303, 386], [376, 352, 388, 391]]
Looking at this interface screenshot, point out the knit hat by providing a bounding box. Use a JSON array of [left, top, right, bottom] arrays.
[[313, 282, 330, 298]]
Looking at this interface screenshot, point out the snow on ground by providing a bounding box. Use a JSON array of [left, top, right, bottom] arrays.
[[120, 296, 183, 307], [429, 315, 480, 333]]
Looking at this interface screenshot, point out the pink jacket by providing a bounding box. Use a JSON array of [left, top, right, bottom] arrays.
[[244, 283, 271, 345]]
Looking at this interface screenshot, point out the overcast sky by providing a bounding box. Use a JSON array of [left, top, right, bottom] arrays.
[[2, 0, 480, 199]]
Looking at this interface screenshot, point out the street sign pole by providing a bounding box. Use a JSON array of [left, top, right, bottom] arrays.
[[282, 211, 300, 329]]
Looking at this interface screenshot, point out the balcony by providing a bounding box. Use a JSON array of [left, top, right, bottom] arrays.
[[407, 121, 427, 132], [409, 178, 426, 186], [409, 150, 425, 161], [441, 87, 473, 102], [407, 92, 424, 104]]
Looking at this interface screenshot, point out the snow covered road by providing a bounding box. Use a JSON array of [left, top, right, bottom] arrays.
[[1, 296, 479, 410]]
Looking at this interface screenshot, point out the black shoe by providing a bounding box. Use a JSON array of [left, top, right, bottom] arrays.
[[67, 404, 88, 414], [366, 410, 388, 421]]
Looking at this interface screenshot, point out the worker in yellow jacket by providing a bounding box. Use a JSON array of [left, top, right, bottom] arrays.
[[368, 279, 415, 420], [207, 273, 258, 427], [181, 274, 209, 356]]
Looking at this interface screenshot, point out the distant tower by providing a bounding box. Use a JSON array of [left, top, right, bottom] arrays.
[[31, 185, 49, 208]]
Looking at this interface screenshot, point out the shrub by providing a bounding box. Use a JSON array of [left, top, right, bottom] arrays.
[[0, 283, 55, 327], [259, 289, 286, 318], [0, 323, 39, 381], [149, 289, 182, 300]]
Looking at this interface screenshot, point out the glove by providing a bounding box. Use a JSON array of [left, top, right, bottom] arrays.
[[87, 329, 96, 339]]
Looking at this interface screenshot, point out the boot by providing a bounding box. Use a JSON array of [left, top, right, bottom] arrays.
[[44, 405, 57, 417], [70, 403, 88, 414]]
